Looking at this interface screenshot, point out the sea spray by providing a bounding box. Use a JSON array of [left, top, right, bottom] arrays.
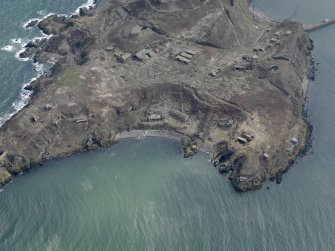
[[22, 12, 56, 29], [0, 75, 39, 126], [1, 45, 14, 52], [0, 0, 97, 126], [75, 0, 97, 14]]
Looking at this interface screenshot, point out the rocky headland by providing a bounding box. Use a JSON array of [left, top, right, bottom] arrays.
[[0, 0, 314, 191]]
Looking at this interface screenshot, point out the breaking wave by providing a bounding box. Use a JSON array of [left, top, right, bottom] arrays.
[[1, 45, 14, 52], [74, 0, 97, 14], [1, 0, 98, 126], [0, 74, 41, 126]]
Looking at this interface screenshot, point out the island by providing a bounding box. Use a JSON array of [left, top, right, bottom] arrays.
[[0, 0, 314, 191]]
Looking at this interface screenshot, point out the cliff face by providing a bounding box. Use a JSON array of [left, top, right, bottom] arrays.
[[0, 0, 313, 191]]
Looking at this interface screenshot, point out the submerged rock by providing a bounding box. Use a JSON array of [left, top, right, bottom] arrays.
[[25, 19, 39, 28]]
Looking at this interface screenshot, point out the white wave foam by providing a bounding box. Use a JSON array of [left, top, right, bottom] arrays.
[[23, 12, 56, 30], [33, 35, 50, 41], [14, 37, 33, 61], [13, 35, 52, 62], [40, 12, 56, 19], [38, 10, 45, 16], [35, 63, 44, 72], [37, 10, 49, 16], [75, 0, 97, 14], [22, 18, 40, 29], [38, 30, 53, 39], [0, 75, 41, 127], [2, 20, 56, 125], [11, 38, 22, 44], [15, 48, 29, 62], [11, 76, 37, 111], [0, 36, 29, 59], [1, 1, 98, 126], [33, 61, 49, 73], [14, 38, 29, 47], [1, 45, 14, 52]]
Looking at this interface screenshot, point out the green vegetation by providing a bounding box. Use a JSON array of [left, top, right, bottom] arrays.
[[55, 67, 82, 90], [0, 168, 11, 185]]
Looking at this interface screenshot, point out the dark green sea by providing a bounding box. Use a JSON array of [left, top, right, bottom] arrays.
[[1, 0, 335, 250]]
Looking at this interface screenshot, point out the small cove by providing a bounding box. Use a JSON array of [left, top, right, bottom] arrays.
[[1, 0, 335, 250]]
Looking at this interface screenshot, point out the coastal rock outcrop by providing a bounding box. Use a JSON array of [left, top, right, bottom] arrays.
[[25, 19, 39, 28], [38, 14, 68, 35]]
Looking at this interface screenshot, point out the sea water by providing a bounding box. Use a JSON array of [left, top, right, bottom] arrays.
[[1, 0, 335, 250], [0, 0, 95, 125]]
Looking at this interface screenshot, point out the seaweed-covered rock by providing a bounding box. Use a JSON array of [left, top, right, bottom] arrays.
[[0, 168, 11, 187]]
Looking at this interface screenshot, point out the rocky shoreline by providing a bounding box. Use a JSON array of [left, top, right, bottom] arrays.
[[0, 0, 314, 191]]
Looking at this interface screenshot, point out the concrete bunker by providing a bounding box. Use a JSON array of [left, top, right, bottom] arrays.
[[169, 109, 189, 122], [134, 48, 155, 62], [175, 49, 197, 64], [115, 52, 131, 63], [147, 114, 163, 122]]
